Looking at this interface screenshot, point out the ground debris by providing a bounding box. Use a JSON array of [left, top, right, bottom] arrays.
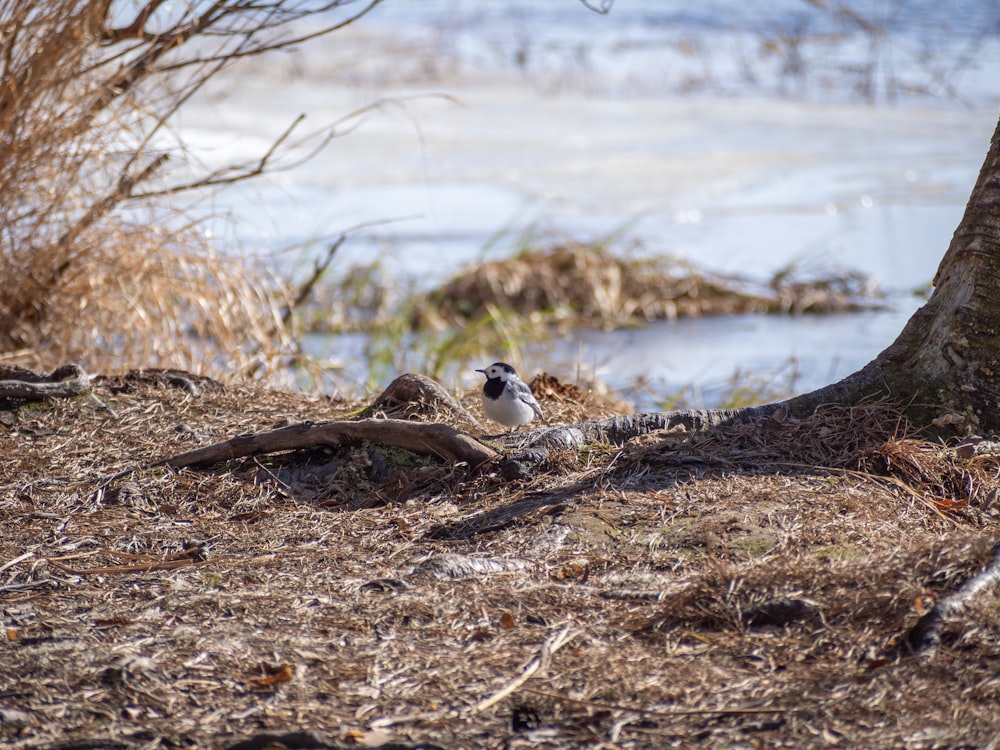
[[413, 553, 532, 580], [2, 375, 999, 748]]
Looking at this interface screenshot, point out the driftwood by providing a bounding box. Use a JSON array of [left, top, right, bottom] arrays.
[[159, 418, 499, 471], [904, 538, 1000, 657], [0, 363, 90, 402], [153, 377, 783, 479], [151, 373, 497, 476]]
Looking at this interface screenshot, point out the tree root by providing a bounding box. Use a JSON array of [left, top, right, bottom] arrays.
[[530, 407, 776, 449], [368, 372, 482, 431], [153, 373, 786, 478], [902, 538, 1000, 657], [495, 405, 780, 478], [0, 363, 90, 403], [158, 418, 499, 471]]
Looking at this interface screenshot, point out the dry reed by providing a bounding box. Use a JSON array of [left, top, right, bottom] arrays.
[[413, 241, 885, 332], [0, 1, 372, 381]]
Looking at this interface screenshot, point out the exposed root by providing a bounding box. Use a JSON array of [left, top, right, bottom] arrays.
[[158, 418, 499, 472], [367, 372, 482, 431], [902, 538, 1000, 657], [0, 363, 90, 404]]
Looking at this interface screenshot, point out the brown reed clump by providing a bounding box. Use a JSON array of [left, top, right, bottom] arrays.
[[413, 240, 885, 332], [0, 1, 373, 381]]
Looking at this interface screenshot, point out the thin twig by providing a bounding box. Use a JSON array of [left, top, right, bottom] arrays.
[[47, 558, 208, 576], [522, 687, 792, 718], [279, 215, 420, 326], [470, 625, 579, 714], [282, 234, 346, 326], [0, 550, 35, 574]]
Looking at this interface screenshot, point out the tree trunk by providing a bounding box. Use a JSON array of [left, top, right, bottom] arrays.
[[778, 115, 1000, 434], [520, 116, 1000, 455]]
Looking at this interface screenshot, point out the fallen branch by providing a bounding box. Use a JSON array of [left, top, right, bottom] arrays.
[[158, 418, 499, 471], [45, 544, 211, 576], [0, 580, 59, 594], [904, 538, 1000, 657], [0, 364, 90, 402]]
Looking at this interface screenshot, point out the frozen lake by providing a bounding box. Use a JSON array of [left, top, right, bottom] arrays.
[[177, 0, 1000, 407]]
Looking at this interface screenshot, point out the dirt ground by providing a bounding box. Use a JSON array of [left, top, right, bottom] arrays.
[[2, 371, 1000, 750]]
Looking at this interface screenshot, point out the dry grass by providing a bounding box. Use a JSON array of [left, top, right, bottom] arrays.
[[2, 217, 293, 378], [2, 375, 999, 748], [0, 1, 345, 382]]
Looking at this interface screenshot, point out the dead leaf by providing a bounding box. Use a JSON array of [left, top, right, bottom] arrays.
[[246, 663, 294, 689]]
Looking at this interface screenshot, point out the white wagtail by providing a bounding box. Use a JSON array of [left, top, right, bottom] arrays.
[[476, 362, 544, 429]]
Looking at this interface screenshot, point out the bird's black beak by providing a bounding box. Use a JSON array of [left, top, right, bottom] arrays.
[[475, 369, 486, 374]]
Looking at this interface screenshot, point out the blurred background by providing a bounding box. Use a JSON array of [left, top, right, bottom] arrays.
[[179, 0, 999, 407], [4, 0, 999, 409]]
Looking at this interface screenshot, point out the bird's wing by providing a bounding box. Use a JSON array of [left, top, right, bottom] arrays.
[[529, 399, 544, 420], [512, 380, 544, 419]]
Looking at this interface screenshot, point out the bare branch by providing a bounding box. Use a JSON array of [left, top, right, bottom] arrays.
[[578, 0, 614, 14], [101, 0, 170, 43], [129, 97, 410, 200]]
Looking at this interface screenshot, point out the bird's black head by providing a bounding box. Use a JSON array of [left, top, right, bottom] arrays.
[[476, 362, 517, 381]]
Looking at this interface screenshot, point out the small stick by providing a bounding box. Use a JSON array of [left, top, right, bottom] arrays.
[[0, 550, 35, 574], [470, 625, 579, 714], [47, 558, 206, 576], [522, 687, 791, 718], [0, 580, 59, 594]]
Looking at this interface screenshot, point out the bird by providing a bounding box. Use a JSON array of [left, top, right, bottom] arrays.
[[476, 362, 544, 429]]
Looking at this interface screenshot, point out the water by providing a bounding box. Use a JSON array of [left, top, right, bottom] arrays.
[[178, 1, 1000, 407]]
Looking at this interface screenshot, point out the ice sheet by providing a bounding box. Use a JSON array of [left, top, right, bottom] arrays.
[[172, 3, 998, 404]]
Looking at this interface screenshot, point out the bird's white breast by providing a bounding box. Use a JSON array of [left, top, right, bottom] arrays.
[[483, 391, 538, 427]]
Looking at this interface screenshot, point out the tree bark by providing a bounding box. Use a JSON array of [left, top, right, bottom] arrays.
[[775, 115, 1000, 434], [506, 116, 1000, 454]]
